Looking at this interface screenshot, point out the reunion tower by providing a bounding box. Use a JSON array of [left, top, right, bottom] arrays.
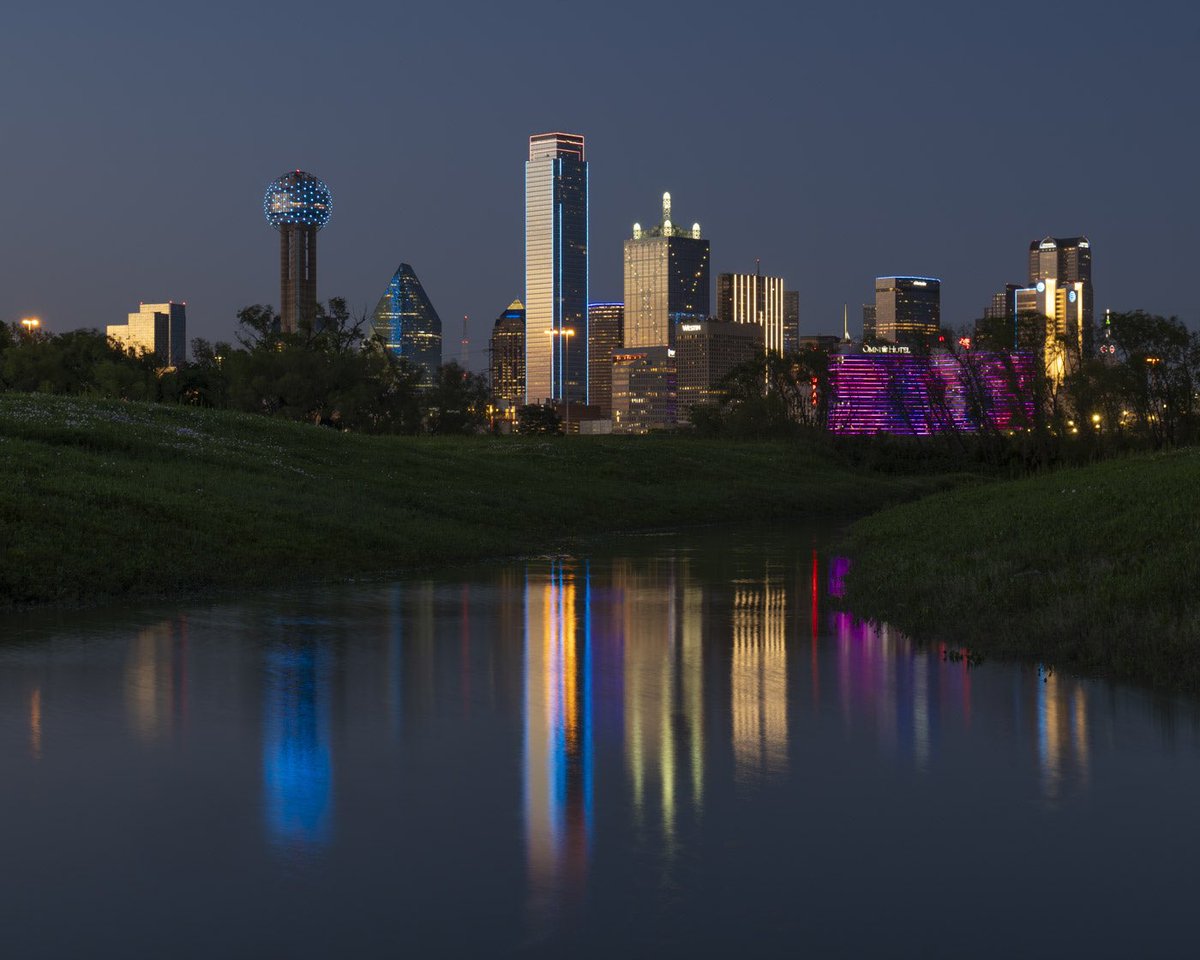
[[263, 170, 332, 333]]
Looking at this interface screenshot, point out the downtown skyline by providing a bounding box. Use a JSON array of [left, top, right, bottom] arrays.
[[2, 1, 1197, 367]]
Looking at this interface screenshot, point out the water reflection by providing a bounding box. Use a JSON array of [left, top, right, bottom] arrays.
[[524, 562, 593, 911], [262, 642, 334, 849], [4, 527, 1172, 957], [124, 618, 189, 742], [731, 576, 787, 782]]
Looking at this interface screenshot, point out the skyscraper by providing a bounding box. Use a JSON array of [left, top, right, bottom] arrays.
[[984, 284, 1022, 322], [1025, 236, 1094, 359], [862, 304, 877, 342], [587, 302, 624, 416], [107, 302, 186, 366], [717, 264, 785, 355], [874, 277, 941, 349], [370, 263, 443, 384], [783, 290, 800, 355], [489, 299, 526, 410], [676, 319, 763, 410], [623, 193, 710, 349], [263, 171, 332, 334], [525, 132, 588, 405]]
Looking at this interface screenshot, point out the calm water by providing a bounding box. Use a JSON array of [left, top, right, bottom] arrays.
[[3, 524, 1199, 958]]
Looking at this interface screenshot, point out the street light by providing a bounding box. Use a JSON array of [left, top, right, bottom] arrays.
[[20, 317, 41, 336], [545, 327, 576, 434]]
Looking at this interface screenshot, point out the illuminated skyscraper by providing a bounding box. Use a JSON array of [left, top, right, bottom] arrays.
[[525, 132, 588, 405], [107, 301, 186, 366], [717, 264, 785, 355], [1025, 236, 1094, 361], [874, 276, 941, 349], [587, 302, 624, 416], [370, 263, 443, 385], [623, 193, 709, 349], [263, 170, 332, 334], [489, 299, 525, 409]]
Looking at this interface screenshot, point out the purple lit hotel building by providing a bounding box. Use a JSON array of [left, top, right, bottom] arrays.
[[827, 351, 1036, 436]]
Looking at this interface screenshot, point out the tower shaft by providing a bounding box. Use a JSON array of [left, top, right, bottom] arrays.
[[280, 224, 318, 333]]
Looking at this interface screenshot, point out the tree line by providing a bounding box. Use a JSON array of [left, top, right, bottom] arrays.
[[0, 300, 491, 435]]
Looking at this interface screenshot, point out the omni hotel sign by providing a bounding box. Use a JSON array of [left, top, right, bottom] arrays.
[[862, 344, 912, 354]]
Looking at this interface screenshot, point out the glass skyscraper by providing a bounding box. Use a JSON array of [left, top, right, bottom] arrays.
[[371, 263, 443, 384], [873, 277, 941, 349], [489, 299, 526, 410], [623, 193, 710, 349], [525, 132, 588, 405]]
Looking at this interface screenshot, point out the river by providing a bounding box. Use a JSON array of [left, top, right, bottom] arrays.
[[2, 523, 1197, 957]]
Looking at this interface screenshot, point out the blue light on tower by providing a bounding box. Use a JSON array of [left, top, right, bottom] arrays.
[[263, 171, 333, 229]]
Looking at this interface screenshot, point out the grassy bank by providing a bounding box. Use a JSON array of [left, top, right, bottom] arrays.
[[0, 394, 957, 609], [843, 448, 1200, 693]]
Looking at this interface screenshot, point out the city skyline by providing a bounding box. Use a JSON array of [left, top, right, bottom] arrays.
[[2, 2, 1196, 369]]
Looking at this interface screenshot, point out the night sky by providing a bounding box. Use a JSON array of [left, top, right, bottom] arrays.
[[3, 0, 1196, 368]]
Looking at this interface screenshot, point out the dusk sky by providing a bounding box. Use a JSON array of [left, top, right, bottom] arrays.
[[3, 0, 1197, 368]]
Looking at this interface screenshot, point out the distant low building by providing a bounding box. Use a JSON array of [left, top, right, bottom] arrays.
[[676, 319, 762, 411], [611, 347, 677, 434], [107, 302, 186, 366]]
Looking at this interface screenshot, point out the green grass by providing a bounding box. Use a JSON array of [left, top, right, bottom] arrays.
[[843, 449, 1200, 693], [0, 394, 957, 609]]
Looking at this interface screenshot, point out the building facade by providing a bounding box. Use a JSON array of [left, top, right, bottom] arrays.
[[623, 193, 709, 349], [862, 304, 877, 342], [782, 290, 800, 355], [525, 132, 588, 405], [611, 347, 677, 434], [717, 266, 785, 355], [489, 299, 525, 410], [263, 171, 332, 334], [828, 351, 1035, 435], [1021, 236, 1094, 379], [874, 277, 941, 349], [984, 283, 1021, 323], [371, 263, 443, 384], [676, 319, 763, 410], [587, 302, 624, 416], [107, 302, 187, 366]]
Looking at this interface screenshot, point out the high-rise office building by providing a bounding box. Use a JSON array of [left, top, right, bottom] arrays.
[[525, 132, 588, 405], [862, 304, 877, 342], [587, 302, 624, 416], [370, 263, 443, 384], [611, 347, 677, 433], [489, 299, 525, 410], [984, 283, 1021, 323], [263, 170, 332, 334], [623, 193, 709, 349], [874, 277, 941, 349], [782, 290, 800, 355], [676, 319, 763, 410], [107, 302, 186, 366], [717, 265, 785, 355], [1024, 236, 1094, 359]]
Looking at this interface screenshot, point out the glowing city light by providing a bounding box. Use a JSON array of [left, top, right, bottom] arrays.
[[263, 170, 333, 230], [827, 353, 1036, 435]]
